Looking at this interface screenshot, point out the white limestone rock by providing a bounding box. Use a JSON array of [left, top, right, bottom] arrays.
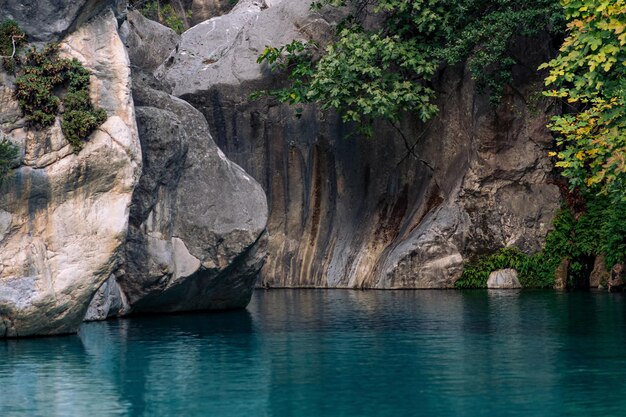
[[487, 269, 522, 289], [0, 11, 141, 337]]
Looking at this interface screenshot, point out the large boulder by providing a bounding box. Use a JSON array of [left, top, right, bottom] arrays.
[[0, 0, 124, 41], [0, 11, 141, 337], [157, 0, 560, 288], [109, 74, 268, 314], [156, 0, 338, 95], [83, 5, 268, 318]]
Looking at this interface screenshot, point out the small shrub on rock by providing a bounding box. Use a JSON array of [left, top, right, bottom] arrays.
[[13, 43, 107, 151]]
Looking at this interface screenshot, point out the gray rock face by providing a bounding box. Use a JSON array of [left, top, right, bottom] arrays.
[[156, 0, 339, 96], [119, 10, 180, 73], [157, 0, 560, 288], [0, 12, 141, 337], [0, 0, 122, 41], [155, 0, 561, 288], [110, 74, 268, 314], [487, 269, 521, 289]]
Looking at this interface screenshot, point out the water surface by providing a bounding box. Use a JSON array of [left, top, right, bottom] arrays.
[[2, 290, 626, 416]]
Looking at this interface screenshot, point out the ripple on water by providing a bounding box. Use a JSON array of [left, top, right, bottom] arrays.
[[1, 290, 626, 417]]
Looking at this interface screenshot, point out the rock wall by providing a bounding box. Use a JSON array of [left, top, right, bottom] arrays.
[[0, 11, 142, 337], [158, 0, 561, 288]]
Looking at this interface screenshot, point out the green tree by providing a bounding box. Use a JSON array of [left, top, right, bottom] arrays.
[[256, 0, 563, 135], [541, 0, 626, 198]]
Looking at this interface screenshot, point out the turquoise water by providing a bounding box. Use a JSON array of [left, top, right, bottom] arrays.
[[2, 290, 626, 417]]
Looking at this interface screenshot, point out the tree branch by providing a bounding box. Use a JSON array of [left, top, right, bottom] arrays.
[[0, 34, 24, 59]]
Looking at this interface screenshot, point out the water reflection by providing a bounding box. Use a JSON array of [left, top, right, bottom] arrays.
[[1, 335, 128, 417], [1, 290, 626, 417]]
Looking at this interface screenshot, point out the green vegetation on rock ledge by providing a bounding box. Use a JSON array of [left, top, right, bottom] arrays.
[[133, 0, 192, 34], [13, 43, 107, 151], [456, 195, 626, 289], [256, 0, 564, 135]]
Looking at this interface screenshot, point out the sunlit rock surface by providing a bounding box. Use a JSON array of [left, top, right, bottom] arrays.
[[0, 11, 141, 337]]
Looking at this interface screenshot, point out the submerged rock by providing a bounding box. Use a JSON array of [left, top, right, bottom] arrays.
[[0, 11, 141, 337], [157, 0, 560, 288], [487, 269, 521, 289]]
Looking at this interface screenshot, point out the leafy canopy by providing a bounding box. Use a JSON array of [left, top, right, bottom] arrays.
[[256, 0, 563, 134], [541, 0, 626, 198]]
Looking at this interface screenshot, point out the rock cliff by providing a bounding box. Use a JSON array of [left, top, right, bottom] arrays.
[[158, 0, 561, 288], [0, 10, 141, 336]]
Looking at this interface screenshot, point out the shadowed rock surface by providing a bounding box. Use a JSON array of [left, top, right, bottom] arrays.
[[158, 0, 561, 288], [190, 0, 238, 25], [113, 74, 268, 314], [119, 10, 180, 73], [0, 11, 141, 337]]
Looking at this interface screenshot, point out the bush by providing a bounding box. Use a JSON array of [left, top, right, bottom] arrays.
[[255, 0, 564, 134], [13, 44, 107, 151], [456, 197, 626, 289]]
